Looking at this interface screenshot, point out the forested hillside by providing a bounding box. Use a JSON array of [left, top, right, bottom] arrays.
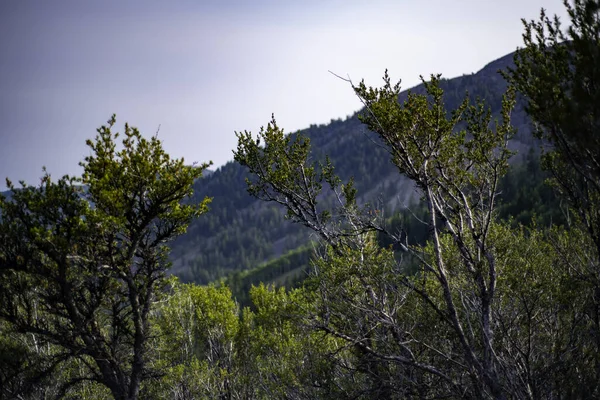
[[169, 50, 541, 285]]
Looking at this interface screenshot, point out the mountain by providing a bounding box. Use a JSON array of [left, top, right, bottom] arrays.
[[169, 50, 538, 284]]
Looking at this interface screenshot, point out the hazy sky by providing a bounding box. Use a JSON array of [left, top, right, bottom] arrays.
[[0, 0, 567, 189]]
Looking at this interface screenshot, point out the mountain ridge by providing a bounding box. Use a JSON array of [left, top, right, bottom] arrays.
[[169, 49, 538, 284]]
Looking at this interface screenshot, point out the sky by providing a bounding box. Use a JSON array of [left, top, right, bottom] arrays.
[[0, 0, 568, 190]]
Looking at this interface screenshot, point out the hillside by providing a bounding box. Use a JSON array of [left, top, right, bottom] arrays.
[[169, 50, 538, 284]]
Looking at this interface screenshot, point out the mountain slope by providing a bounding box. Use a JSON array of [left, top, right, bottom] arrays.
[[170, 50, 536, 284]]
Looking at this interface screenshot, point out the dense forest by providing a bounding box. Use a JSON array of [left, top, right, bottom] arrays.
[[2, 1, 600, 399]]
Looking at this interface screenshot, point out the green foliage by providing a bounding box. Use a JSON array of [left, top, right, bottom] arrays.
[[496, 149, 567, 226], [146, 278, 341, 400], [148, 280, 239, 399], [233, 34, 600, 395], [234, 116, 360, 248], [168, 162, 310, 284], [226, 246, 313, 307], [0, 115, 210, 400], [356, 73, 515, 197], [238, 284, 343, 399], [81, 115, 210, 238], [236, 66, 523, 397], [507, 1, 600, 393], [508, 0, 600, 249]]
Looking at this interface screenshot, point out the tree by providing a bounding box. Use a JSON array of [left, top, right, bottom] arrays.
[[148, 280, 240, 400], [236, 284, 347, 400], [0, 115, 211, 400], [146, 278, 341, 400], [235, 74, 523, 398], [507, 0, 600, 393], [508, 0, 600, 249]]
